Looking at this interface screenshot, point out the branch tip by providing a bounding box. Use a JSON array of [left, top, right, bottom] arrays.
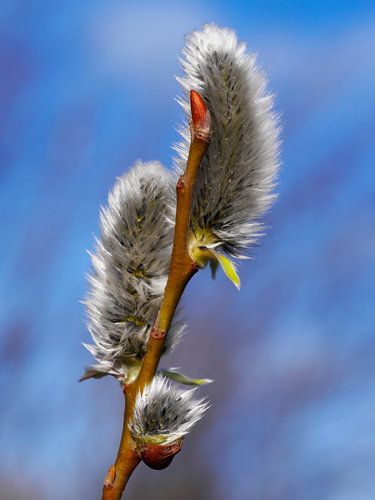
[[190, 90, 211, 142]]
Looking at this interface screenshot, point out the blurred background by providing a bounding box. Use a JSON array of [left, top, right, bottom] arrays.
[[1, 1, 375, 499]]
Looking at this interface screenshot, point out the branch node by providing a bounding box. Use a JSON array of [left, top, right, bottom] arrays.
[[104, 464, 116, 487], [176, 177, 185, 191], [151, 327, 166, 340]]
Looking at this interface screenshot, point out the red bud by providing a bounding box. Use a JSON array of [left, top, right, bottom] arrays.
[[190, 90, 211, 142], [140, 441, 182, 470]]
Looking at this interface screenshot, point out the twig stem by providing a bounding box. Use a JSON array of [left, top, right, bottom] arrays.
[[101, 90, 210, 499]]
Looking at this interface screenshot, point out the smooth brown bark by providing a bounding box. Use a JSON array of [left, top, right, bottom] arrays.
[[101, 90, 210, 499]]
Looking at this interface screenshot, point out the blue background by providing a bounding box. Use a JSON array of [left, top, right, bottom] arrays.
[[1, 1, 375, 498]]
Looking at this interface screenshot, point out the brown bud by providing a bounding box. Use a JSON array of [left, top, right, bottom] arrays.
[[140, 441, 182, 470]]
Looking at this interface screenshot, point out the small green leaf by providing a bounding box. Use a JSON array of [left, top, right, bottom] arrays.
[[217, 255, 241, 290], [205, 248, 241, 289], [161, 369, 213, 386]]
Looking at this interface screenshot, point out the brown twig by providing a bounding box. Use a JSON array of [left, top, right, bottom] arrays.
[[101, 90, 211, 500]]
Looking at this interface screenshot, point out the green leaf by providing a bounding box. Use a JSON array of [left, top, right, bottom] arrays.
[[161, 369, 213, 386], [217, 255, 241, 290]]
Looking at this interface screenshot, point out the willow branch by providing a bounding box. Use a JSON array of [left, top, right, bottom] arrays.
[[101, 90, 211, 500]]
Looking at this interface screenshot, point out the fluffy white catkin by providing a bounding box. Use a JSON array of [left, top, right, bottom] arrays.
[[129, 376, 208, 445], [82, 161, 183, 383], [175, 24, 281, 258]]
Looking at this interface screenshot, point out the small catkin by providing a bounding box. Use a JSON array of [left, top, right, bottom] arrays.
[[130, 375, 209, 446]]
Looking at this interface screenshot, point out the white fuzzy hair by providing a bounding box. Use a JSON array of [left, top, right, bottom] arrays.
[[174, 24, 281, 257], [81, 161, 183, 382], [130, 375, 209, 445]]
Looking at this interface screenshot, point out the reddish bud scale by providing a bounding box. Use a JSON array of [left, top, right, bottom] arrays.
[[140, 441, 183, 470], [190, 90, 211, 142], [190, 90, 207, 127]]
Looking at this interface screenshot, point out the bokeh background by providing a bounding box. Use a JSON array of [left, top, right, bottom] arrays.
[[1, 1, 375, 499]]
